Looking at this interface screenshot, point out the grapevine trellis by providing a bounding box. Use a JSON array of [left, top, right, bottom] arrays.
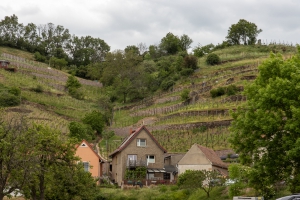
[[1, 53, 103, 88], [151, 126, 231, 152], [128, 64, 258, 114]]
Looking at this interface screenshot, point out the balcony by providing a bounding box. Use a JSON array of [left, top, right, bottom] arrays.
[[126, 159, 147, 168]]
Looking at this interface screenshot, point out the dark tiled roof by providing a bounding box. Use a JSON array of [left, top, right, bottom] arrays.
[[109, 126, 167, 157], [164, 153, 185, 158], [214, 149, 235, 157], [196, 144, 228, 169], [164, 165, 177, 173]]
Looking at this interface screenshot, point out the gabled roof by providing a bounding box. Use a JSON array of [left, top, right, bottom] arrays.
[[196, 144, 228, 169], [76, 140, 105, 162], [109, 125, 167, 157]]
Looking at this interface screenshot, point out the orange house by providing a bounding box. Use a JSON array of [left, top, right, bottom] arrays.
[[75, 140, 104, 178]]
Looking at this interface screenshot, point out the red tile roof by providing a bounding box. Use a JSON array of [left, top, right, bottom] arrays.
[[196, 144, 228, 169]]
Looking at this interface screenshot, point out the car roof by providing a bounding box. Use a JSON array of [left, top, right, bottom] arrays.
[[277, 195, 300, 200]]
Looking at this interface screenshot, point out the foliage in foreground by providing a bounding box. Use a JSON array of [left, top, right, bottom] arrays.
[[0, 112, 99, 200], [230, 46, 300, 198], [177, 169, 221, 197]]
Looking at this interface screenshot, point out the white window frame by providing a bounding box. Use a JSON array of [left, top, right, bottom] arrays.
[[137, 139, 146, 147], [147, 155, 155, 163], [127, 154, 137, 161], [83, 162, 89, 172]]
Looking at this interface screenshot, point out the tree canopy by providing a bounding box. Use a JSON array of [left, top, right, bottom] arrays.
[[229, 46, 300, 197], [226, 19, 262, 45], [177, 169, 220, 197]]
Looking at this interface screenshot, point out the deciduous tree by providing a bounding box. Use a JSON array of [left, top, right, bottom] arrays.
[[226, 19, 262, 45], [0, 115, 34, 200], [159, 32, 181, 55], [229, 47, 300, 197], [177, 169, 220, 197]]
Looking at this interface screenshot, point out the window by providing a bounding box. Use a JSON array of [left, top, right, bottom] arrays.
[[127, 155, 137, 166], [128, 155, 137, 161], [148, 173, 154, 180], [137, 139, 146, 147], [164, 173, 170, 180], [83, 162, 89, 172], [147, 155, 155, 163]]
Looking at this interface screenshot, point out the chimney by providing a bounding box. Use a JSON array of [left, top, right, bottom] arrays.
[[129, 128, 135, 135]]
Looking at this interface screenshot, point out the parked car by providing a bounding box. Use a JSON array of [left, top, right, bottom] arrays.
[[233, 197, 264, 200], [276, 194, 300, 200], [225, 179, 236, 186]]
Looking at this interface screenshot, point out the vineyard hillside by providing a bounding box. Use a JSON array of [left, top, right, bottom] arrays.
[[0, 47, 103, 135], [106, 44, 297, 156], [0, 45, 297, 157]]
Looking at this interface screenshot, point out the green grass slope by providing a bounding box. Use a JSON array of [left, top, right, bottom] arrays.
[[0, 46, 103, 134]]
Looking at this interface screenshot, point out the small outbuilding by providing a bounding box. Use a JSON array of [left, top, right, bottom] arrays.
[[177, 144, 229, 177], [0, 60, 16, 72], [0, 60, 10, 68]]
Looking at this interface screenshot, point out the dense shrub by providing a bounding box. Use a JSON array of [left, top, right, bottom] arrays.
[[210, 85, 239, 98], [210, 87, 225, 98], [68, 87, 84, 100], [180, 68, 194, 76], [0, 92, 20, 107], [66, 75, 81, 89], [34, 52, 46, 62], [161, 80, 175, 91], [206, 53, 221, 65], [9, 86, 21, 96], [69, 121, 94, 141], [226, 84, 239, 96], [183, 55, 198, 70], [181, 89, 190, 101]]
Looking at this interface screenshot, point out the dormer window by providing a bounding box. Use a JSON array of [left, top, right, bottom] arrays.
[[137, 139, 146, 147]]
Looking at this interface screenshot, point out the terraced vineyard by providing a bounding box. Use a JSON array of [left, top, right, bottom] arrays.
[[0, 45, 297, 155], [108, 44, 297, 154], [0, 47, 104, 134]]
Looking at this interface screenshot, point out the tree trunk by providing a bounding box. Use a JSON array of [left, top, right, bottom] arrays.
[[0, 192, 4, 200], [206, 191, 210, 197], [39, 174, 45, 200]]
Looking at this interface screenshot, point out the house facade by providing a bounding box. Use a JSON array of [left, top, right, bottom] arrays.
[[109, 126, 167, 186], [177, 144, 228, 177], [164, 153, 185, 183], [75, 140, 104, 179]]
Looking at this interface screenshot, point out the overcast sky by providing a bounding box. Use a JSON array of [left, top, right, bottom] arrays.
[[1, 0, 299, 52]]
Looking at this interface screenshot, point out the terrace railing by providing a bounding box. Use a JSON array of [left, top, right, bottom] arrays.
[[126, 159, 147, 168]]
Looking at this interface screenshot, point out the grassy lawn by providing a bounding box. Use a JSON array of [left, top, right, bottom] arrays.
[[98, 185, 231, 200]]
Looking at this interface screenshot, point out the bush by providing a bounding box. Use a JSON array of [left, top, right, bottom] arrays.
[[180, 68, 194, 76], [183, 55, 198, 70], [161, 80, 175, 91], [226, 84, 238, 96], [66, 75, 81, 89], [210, 87, 225, 98], [9, 87, 21, 96], [34, 52, 46, 62], [159, 185, 168, 192], [0, 92, 20, 107], [68, 87, 84, 100], [32, 85, 44, 93], [206, 53, 221, 65], [181, 89, 190, 101]]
